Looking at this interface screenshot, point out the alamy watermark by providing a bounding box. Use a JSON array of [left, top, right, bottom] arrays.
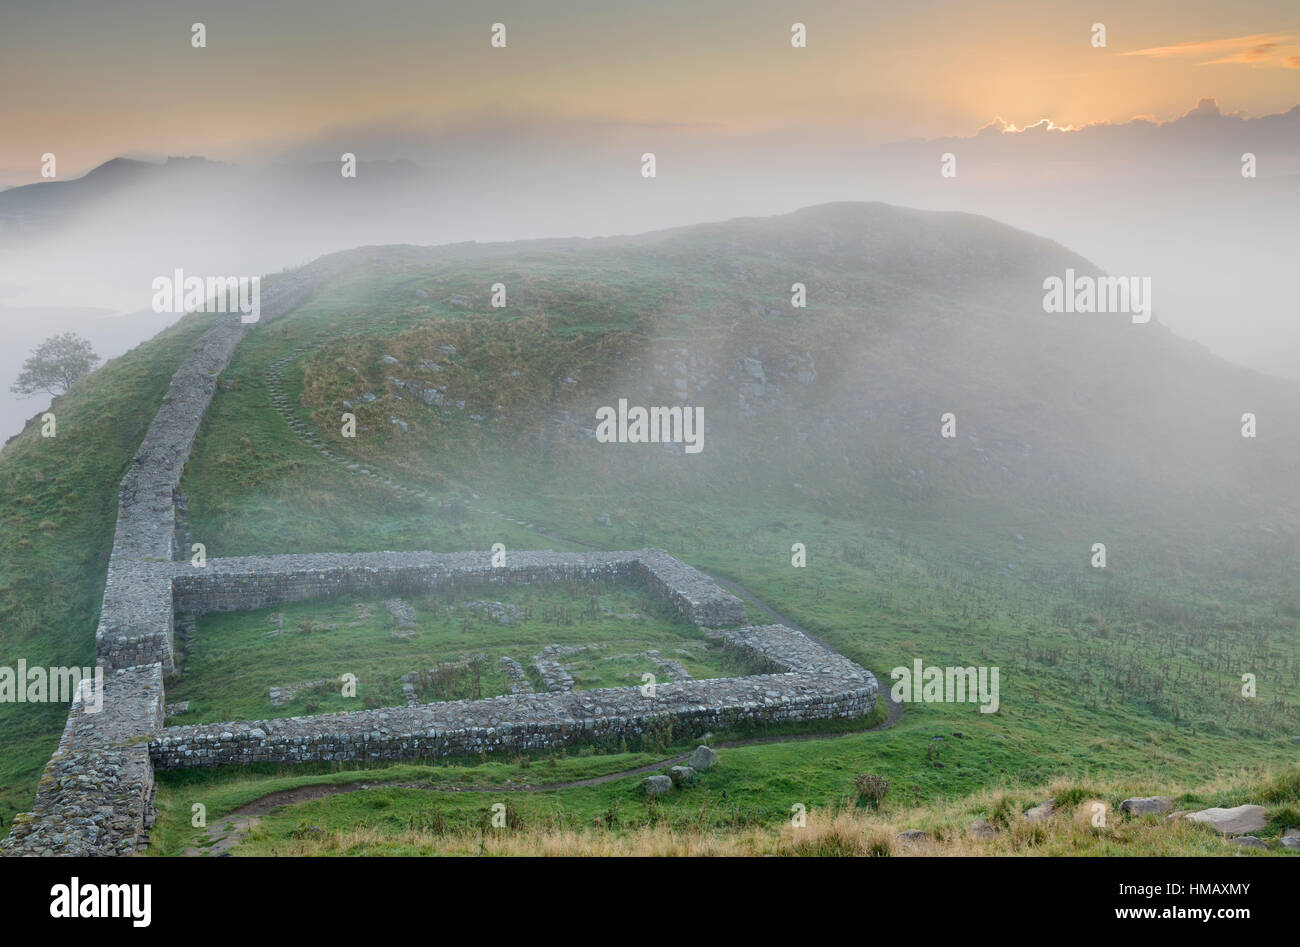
[[151, 268, 260, 323], [0, 661, 104, 713], [1042, 268, 1150, 324], [890, 659, 1000, 713], [595, 398, 703, 453]]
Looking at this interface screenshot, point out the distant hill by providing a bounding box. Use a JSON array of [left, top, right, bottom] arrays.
[[278, 202, 1299, 523]]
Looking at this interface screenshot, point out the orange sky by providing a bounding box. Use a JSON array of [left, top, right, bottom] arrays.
[[2, 0, 1299, 183]]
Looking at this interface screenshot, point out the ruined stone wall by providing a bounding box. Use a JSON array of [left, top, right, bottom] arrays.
[[151, 625, 877, 769], [166, 548, 746, 628], [96, 273, 321, 674], [4, 266, 330, 856], [0, 666, 165, 856]]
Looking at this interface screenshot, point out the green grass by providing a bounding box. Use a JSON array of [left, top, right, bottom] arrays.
[[165, 580, 745, 725], [163, 246, 1299, 851]]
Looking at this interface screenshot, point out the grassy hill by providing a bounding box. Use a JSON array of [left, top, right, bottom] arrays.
[[4, 202, 1296, 850], [0, 310, 217, 824]]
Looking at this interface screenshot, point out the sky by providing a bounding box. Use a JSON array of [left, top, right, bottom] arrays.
[[0, 0, 1297, 438], [3, 0, 1299, 182]]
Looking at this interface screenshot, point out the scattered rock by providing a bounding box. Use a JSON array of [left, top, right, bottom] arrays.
[[1229, 836, 1268, 849], [644, 775, 672, 797], [385, 598, 416, 629], [1120, 796, 1174, 817], [969, 819, 997, 840], [1184, 804, 1268, 836], [669, 765, 697, 788], [896, 829, 930, 843], [689, 745, 718, 772], [1024, 801, 1056, 823]]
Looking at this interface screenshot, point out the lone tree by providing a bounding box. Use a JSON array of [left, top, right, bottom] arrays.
[[10, 332, 101, 398]]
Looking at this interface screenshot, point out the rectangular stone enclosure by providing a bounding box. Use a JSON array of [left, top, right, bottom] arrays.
[[152, 548, 879, 769]]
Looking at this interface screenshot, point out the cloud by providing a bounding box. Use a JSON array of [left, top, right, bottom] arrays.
[[1123, 33, 1300, 68]]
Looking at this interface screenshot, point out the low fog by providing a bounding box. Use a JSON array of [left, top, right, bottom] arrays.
[[1, 99, 1297, 440]]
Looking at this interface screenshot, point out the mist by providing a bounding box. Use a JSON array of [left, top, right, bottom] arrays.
[[1, 98, 1297, 441]]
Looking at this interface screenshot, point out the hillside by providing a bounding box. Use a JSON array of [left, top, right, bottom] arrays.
[[3, 203, 1296, 845]]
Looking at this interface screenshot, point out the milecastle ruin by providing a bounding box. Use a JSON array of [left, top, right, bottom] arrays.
[[1, 256, 878, 856]]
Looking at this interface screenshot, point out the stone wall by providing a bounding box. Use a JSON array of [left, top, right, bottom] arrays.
[[0, 666, 165, 856], [96, 272, 321, 674], [151, 625, 877, 769], [166, 548, 746, 628], [3, 264, 331, 856]]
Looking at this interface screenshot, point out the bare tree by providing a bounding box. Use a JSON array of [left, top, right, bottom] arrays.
[[10, 332, 101, 398]]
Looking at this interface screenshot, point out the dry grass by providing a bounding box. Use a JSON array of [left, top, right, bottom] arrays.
[[237, 766, 1300, 857]]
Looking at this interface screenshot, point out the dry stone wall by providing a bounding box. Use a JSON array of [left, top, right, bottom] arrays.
[[3, 262, 332, 856], [151, 624, 876, 769], [1, 666, 165, 856]]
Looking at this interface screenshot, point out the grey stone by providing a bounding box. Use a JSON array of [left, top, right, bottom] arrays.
[[1120, 796, 1174, 816], [1184, 804, 1268, 836], [668, 765, 697, 787], [644, 775, 672, 797], [1024, 802, 1056, 823], [689, 745, 718, 771]]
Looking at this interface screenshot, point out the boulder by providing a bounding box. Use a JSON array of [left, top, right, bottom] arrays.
[[669, 765, 697, 788], [1280, 837, 1300, 851], [1120, 796, 1174, 817], [1024, 801, 1056, 823], [969, 819, 997, 840], [1184, 804, 1268, 836], [643, 775, 672, 797], [896, 829, 930, 843], [1229, 836, 1268, 849], [689, 745, 718, 772]]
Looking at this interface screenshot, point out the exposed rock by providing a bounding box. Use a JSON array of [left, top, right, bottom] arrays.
[[689, 745, 718, 771], [1024, 801, 1056, 823], [1184, 804, 1268, 836], [644, 775, 672, 797], [895, 829, 930, 843], [969, 819, 997, 839], [1229, 836, 1267, 849], [669, 765, 697, 787], [1120, 796, 1174, 816]]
